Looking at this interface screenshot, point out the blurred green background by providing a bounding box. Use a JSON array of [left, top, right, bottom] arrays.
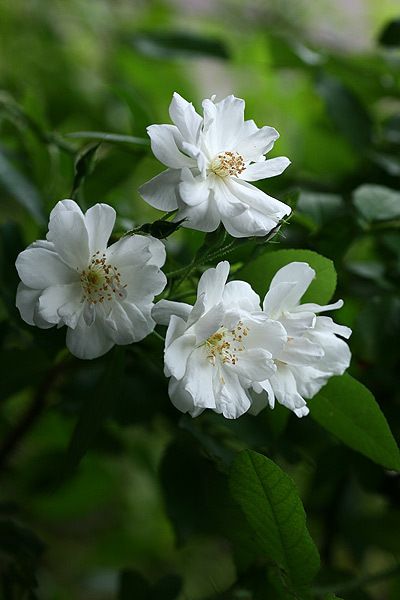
[[1, 1, 400, 599]]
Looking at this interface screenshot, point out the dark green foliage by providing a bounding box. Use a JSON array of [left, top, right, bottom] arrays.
[[1, 2, 400, 599]]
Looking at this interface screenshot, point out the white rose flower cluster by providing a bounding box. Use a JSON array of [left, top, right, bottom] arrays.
[[140, 92, 291, 237], [15, 92, 351, 419], [16, 200, 166, 359], [153, 261, 351, 419]]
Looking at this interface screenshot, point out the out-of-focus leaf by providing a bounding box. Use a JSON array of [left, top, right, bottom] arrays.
[[379, 19, 400, 47], [150, 575, 182, 600], [118, 569, 149, 600], [130, 31, 229, 59], [65, 131, 149, 146], [66, 347, 125, 468], [296, 192, 344, 231], [353, 184, 400, 222], [230, 450, 320, 593], [0, 151, 45, 225], [239, 248, 337, 305], [71, 143, 100, 199], [309, 374, 400, 470], [316, 75, 372, 150]]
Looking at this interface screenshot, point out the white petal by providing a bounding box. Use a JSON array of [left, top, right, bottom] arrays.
[[262, 282, 298, 318], [37, 282, 82, 326], [242, 157, 291, 182], [313, 316, 352, 339], [147, 124, 195, 169], [139, 168, 180, 211], [117, 301, 155, 342], [169, 92, 202, 144], [179, 168, 211, 207], [197, 261, 230, 312], [152, 299, 192, 326], [234, 347, 275, 382], [248, 388, 270, 415], [49, 199, 83, 220], [278, 311, 316, 336], [194, 303, 225, 343], [47, 208, 90, 270], [202, 95, 245, 155], [306, 329, 351, 376], [15, 283, 42, 326], [279, 337, 324, 366], [179, 193, 221, 233], [227, 178, 291, 220], [16, 247, 77, 289], [213, 367, 251, 418], [168, 377, 204, 417], [184, 350, 216, 409], [165, 332, 196, 379], [123, 264, 166, 304], [244, 317, 287, 356], [270, 364, 309, 416], [85, 203, 116, 254], [106, 235, 150, 267], [222, 280, 261, 313], [146, 236, 166, 268], [295, 299, 344, 314], [270, 262, 315, 305], [66, 315, 114, 359], [212, 177, 247, 219], [235, 126, 279, 161], [165, 314, 188, 352]]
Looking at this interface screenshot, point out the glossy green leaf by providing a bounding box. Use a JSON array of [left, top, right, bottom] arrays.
[[230, 450, 320, 591], [239, 249, 337, 305], [309, 374, 400, 471], [353, 184, 400, 222]]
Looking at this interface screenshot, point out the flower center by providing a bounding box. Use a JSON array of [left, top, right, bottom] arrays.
[[80, 251, 127, 305], [210, 151, 245, 178], [205, 320, 249, 366]]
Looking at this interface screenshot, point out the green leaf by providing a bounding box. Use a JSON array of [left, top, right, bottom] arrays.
[[239, 249, 337, 305], [353, 184, 400, 222], [309, 374, 400, 471], [378, 18, 400, 47], [230, 450, 320, 592], [118, 569, 149, 600], [316, 75, 372, 150], [66, 347, 125, 468], [0, 150, 45, 225], [130, 31, 229, 59], [65, 131, 149, 146], [296, 192, 344, 232]]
